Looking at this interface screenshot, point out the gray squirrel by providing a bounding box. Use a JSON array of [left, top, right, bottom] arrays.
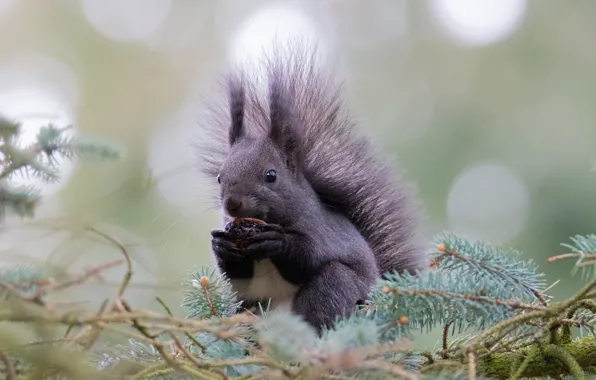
[[197, 42, 428, 334]]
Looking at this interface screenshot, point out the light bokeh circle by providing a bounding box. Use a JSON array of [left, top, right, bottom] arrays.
[[447, 162, 530, 243], [81, 0, 172, 43], [429, 0, 527, 46]]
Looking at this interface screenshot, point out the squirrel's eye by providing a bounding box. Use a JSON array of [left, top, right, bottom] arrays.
[[217, 174, 221, 184], [265, 169, 277, 183]]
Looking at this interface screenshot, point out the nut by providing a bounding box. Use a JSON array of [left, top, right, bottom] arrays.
[[224, 217, 267, 249]]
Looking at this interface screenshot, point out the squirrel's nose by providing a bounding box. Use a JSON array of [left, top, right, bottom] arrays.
[[224, 197, 243, 214]]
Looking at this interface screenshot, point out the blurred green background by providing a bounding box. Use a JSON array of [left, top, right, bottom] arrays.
[[0, 0, 595, 349]]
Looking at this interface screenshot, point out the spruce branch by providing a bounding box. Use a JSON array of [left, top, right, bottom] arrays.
[[0, 264, 57, 300], [1, 240, 596, 379], [34, 124, 120, 162], [156, 296, 209, 355], [432, 233, 547, 302], [441, 321, 453, 358], [562, 300, 596, 338], [405, 235, 596, 379], [1, 259, 422, 379], [551, 234, 596, 280], [0, 182, 40, 218], [369, 269, 544, 337], [181, 267, 242, 320], [0, 116, 120, 219]]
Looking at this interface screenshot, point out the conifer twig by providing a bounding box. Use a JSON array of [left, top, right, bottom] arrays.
[[478, 330, 538, 359], [433, 235, 546, 301], [561, 300, 596, 339], [0, 280, 45, 306], [381, 286, 545, 311], [442, 321, 453, 358], [548, 253, 586, 263], [113, 300, 219, 380], [196, 275, 219, 317], [358, 360, 418, 380], [83, 226, 133, 300], [156, 296, 208, 354], [467, 350, 476, 380], [168, 332, 229, 380], [0, 350, 16, 380], [126, 363, 170, 380], [80, 298, 110, 350], [463, 310, 548, 353], [34, 259, 124, 299]]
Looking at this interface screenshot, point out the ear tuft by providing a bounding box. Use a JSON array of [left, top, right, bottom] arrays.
[[268, 71, 302, 172], [228, 74, 245, 146]]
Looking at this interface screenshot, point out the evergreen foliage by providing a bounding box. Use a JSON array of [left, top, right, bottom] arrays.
[[0, 116, 120, 218], [0, 113, 596, 379]]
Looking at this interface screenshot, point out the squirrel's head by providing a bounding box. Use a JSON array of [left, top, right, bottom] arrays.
[[216, 74, 305, 225]]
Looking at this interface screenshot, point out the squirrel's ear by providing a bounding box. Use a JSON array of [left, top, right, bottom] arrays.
[[228, 75, 245, 146], [268, 74, 302, 172]]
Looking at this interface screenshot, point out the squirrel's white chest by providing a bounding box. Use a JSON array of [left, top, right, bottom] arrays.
[[230, 259, 300, 312]]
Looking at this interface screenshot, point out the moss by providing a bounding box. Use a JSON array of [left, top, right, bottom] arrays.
[[480, 336, 596, 379]]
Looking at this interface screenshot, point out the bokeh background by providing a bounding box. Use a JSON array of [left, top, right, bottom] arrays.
[[0, 0, 595, 349]]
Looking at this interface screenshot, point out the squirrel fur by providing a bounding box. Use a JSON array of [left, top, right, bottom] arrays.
[[197, 41, 428, 333]]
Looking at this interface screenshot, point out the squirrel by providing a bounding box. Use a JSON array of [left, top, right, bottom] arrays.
[[196, 41, 428, 334]]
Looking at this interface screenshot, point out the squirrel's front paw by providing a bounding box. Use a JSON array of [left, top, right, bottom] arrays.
[[211, 230, 247, 263], [243, 224, 285, 261]]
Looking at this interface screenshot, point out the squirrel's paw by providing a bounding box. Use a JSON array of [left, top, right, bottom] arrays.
[[243, 225, 285, 261], [211, 230, 246, 263]]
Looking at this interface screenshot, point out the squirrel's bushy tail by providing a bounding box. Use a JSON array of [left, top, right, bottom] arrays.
[[197, 40, 428, 275]]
